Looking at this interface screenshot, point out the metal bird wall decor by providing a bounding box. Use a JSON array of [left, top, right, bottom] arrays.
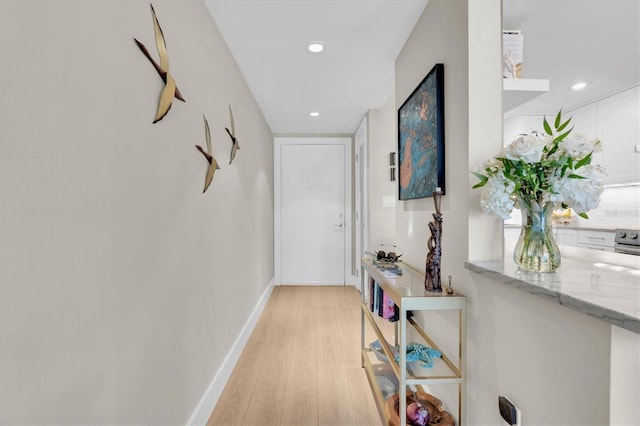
[[134, 3, 185, 123], [224, 105, 240, 164], [195, 114, 220, 193]]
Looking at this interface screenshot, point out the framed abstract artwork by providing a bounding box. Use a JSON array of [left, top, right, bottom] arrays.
[[397, 63, 445, 200]]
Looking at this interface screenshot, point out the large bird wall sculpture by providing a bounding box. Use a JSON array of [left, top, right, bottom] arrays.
[[134, 3, 185, 123], [195, 114, 220, 193]]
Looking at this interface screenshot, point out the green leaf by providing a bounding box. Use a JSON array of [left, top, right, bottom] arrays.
[[574, 152, 592, 169], [568, 173, 587, 179], [543, 117, 553, 135], [556, 117, 572, 133], [553, 126, 574, 143], [471, 171, 488, 184], [578, 212, 589, 219], [554, 109, 562, 129]]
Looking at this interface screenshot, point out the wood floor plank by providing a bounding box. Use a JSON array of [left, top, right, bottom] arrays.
[[206, 334, 269, 425], [317, 361, 357, 426], [280, 287, 319, 425], [241, 389, 286, 425], [345, 366, 383, 426], [209, 285, 380, 426]]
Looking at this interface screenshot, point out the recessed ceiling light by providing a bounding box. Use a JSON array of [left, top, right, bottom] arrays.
[[310, 112, 320, 117], [571, 82, 587, 90], [307, 42, 324, 53]]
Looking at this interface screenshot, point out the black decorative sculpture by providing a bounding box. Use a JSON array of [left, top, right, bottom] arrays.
[[425, 189, 443, 292]]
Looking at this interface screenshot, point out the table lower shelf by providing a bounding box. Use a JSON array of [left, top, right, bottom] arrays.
[[362, 349, 459, 425]]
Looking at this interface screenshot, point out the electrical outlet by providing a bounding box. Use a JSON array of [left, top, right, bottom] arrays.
[[498, 396, 521, 425]]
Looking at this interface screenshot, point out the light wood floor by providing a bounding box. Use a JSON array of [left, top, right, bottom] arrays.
[[208, 285, 381, 426]]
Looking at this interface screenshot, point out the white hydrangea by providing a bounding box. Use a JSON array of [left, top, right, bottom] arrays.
[[504, 134, 547, 163], [480, 174, 516, 219], [552, 133, 602, 159], [548, 165, 606, 214]]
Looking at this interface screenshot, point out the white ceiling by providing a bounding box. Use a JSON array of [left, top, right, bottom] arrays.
[[502, 0, 639, 117], [204, 0, 640, 135], [204, 0, 429, 134]]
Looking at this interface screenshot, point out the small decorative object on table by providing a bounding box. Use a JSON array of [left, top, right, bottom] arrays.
[[394, 342, 442, 368], [445, 275, 454, 295], [387, 389, 455, 426], [472, 110, 605, 272], [425, 188, 443, 291], [375, 244, 403, 264]]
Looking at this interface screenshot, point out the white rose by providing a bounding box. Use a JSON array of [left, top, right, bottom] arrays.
[[505, 134, 546, 163]]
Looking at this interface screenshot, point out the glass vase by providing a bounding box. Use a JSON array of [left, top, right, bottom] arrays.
[[513, 197, 561, 272]]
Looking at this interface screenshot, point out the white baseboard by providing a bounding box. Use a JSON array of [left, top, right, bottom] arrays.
[[186, 277, 275, 425]]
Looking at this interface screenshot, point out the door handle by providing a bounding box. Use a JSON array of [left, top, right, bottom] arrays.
[[333, 223, 344, 227]]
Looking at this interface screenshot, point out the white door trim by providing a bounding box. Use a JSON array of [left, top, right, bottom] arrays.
[[354, 116, 369, 290], [274, 137, 353, 286]]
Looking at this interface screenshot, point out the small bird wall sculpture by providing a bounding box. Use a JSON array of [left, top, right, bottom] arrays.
[[195, 114, 220, 193], [134, 3, 185, 123], [224, 105, 240, 164]]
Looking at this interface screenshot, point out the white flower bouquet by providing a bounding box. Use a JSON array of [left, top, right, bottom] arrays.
[[472, 111, 606, 272], [472, 111, 606, 220]]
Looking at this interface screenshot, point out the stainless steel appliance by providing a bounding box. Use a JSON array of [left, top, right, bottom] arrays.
[[614, 229, 640, 256]]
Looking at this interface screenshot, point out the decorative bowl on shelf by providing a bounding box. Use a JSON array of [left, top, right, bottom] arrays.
[[375, 244, 403, 264], [386, 390, 455, 426]]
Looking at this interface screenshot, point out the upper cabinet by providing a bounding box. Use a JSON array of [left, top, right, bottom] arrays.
[[597, 86, 640, 184], [568, 86, 640, 185], [505, 85, 640, 185]]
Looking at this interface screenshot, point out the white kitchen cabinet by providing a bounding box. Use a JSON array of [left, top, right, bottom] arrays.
[[598, 86, 640, 184], [577, 230, 615, 252], [504, 226, 521, 243], [507, 86, 640, 185], [555, 228, 578, 246], [566, 103, 602, 166]]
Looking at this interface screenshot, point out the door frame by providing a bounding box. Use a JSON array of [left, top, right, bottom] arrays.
[[274, 137, 353, 286], [354, 116, 369, 287]]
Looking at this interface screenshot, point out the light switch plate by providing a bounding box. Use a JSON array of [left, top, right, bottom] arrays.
[[381, 196, 396, 207], [634, 144, 640, 153]]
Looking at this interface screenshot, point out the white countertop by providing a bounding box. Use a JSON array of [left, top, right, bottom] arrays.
[[504, 222, 622, 232], [466, 245, 640, 334]]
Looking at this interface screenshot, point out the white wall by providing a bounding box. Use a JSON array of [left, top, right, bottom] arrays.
[[0, 1, 273, 423], [367, 95, 398, 249], [382, 0, 613, 424]]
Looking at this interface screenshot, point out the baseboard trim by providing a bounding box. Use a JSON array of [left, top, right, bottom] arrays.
[[186, 277, 275, 425]]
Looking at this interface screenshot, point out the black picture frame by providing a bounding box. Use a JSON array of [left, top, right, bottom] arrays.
[[397, 63, 445, 200]]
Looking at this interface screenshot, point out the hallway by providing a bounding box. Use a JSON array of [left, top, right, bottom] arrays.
[[208, 286, 380, 425]]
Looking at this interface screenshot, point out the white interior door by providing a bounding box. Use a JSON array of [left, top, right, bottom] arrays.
[[276, 138, 351, 285]]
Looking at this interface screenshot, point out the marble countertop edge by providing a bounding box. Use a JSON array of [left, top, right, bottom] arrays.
[[465, 260, 640, 335]]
